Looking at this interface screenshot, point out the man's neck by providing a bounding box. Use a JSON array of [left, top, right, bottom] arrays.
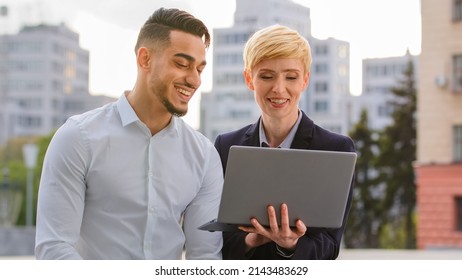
[[125, 89, 172, 136]]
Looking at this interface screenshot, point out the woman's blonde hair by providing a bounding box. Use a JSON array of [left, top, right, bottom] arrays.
[[243, 24, 312, 74]]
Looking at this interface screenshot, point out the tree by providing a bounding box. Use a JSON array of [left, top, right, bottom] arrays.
[[345, 109, 383, 248], [1, 137, 30, 226], [375, 59, 417, 249], [0, 131, 55, 226]]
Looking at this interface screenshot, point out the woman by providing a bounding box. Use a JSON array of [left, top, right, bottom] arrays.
[[214, 25, 356, 260]]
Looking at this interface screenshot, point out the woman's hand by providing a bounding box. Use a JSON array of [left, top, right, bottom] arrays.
[[239, 203, 307, 251]]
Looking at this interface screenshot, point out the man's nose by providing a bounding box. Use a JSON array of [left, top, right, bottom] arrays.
[[185, 69, 201, 89]]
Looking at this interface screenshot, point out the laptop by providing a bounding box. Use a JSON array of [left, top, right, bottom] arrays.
[[199, 146, 357, 232]]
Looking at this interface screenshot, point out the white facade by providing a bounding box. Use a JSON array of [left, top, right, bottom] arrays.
[[200, 0, 351, 141], [0, 23, 114, 144], [347, 52, 419, 132], [302, 37, 350, 135]]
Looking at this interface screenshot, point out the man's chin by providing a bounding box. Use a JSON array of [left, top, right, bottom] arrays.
[[164, 101, 188, 117], [172, 108, 188, 117]]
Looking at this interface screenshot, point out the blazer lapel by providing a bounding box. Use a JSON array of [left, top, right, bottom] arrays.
[[246, 113, 314, 149], [242, 118, 261, 147], [291, 111, 314, 150]]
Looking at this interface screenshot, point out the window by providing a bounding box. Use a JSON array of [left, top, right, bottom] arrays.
[[453, 54, 462, 93], [215, 32, 250, 45], [338, 45, 348, 58], [314, 63, 328, 74], [18, 98, 42, 109], [338, 64, 348, 76], [454, 125, 462, 162], [315, 45, 328, 55], [315, 82, 328, 93], [456, 197, 462, 231], [454, 0, 462, 21], [17, 115, 41, 128], [216, 53, 242, 66], [215, 73, 245, 86], [314, 100, 329, 112], [378, 104, 393, 118]]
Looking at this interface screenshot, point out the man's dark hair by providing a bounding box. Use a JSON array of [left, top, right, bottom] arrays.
[[135, 7, 210, 52]]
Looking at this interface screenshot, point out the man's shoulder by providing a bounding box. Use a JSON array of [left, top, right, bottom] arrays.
[[68, 102, 116, 127], [176, 117, 214, 147], [52, 102, 117, 144]]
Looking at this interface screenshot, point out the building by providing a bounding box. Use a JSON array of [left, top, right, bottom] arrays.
[[0, 23, 115, 145], [302, 36, 350, 135], [416, 0, 462, 249], [347, 52, 419, 132], [200, 0, 350, 140]]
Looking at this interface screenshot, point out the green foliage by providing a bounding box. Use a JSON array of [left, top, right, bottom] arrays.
[[344, 109, 383, 248], [376, 59, 417, 249], [379, 214, 417, 249], [346, 59, 417, 249], [0, 131, 55, 226]]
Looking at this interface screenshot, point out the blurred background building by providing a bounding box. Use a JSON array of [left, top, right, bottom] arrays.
[[0, 8, 115, 256], [200, 0, 416, 142], [415, 0, 462, 249], [0, 22, 115, 145], [351, 52, 419, 130]]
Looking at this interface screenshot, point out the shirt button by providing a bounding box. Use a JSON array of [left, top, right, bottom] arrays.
[[148, 171, 153, 177]]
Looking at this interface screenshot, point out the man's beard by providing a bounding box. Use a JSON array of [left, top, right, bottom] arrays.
[[152, 81, 188, 117], [161, 96, 187, 117]]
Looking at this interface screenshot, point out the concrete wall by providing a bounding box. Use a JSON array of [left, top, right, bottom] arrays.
[[0, 226, 35, 256]]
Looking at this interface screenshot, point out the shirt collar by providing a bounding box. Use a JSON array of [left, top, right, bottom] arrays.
[[259, 110, 302, 148], [116, 91, 179, 136], [117, 91, 140, 127]]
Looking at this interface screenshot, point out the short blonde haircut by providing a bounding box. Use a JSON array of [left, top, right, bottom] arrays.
[[243, 25, 312, 74]]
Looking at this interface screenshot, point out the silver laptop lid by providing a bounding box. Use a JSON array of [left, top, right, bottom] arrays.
[[217, 146, 356, 228]]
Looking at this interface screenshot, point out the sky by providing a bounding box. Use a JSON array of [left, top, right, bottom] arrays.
[[0, 0, 421, 128]]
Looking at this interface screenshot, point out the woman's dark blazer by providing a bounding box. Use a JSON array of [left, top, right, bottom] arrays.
[[214, 111, 356, 260]]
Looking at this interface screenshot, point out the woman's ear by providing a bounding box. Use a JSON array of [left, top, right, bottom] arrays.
[[302, 71, 310, 90], [244, 69, 254, 90]]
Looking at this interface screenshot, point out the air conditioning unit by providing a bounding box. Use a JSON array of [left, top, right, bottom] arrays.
[[435, 74, 448, 88]]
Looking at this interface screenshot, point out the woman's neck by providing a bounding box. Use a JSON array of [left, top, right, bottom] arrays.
[[261, 111, 299, 148]]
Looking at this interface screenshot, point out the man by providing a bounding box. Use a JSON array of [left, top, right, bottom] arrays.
[[214, 25, 356, 259], [35, 8, 223, 260]]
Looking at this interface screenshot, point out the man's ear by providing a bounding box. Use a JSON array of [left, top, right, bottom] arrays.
[[137, 47, 151, 70], [244, 69, 254, 90]]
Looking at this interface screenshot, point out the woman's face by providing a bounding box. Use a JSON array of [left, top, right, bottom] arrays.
[[245, 58, 309, 122]]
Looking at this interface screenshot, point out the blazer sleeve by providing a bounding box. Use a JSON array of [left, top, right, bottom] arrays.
[[290, 134, 356, 260]]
